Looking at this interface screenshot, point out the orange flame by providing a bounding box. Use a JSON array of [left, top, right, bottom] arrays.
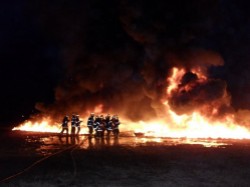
[[12, 67, 250, 139], [134, 67, 250, 139], [12, 117, 88, 134], [133, 111, 250, 139], [167, 67, 185, 95], [12, 117, 60, 133]]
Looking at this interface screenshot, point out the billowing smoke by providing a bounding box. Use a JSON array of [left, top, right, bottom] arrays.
[[165, 49, 233, 119], [36, 50, 159, 121], [31, 0, 250, 125]]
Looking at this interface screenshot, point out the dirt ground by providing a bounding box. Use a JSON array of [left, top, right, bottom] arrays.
[[1, 131, 250, 187]]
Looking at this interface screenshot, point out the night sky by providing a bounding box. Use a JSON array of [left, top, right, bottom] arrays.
[[1, 0, 250, 128]]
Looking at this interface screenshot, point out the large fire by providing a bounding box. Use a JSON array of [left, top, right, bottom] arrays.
[[13, 67, 250, 139], [12, 117, 58, 133]]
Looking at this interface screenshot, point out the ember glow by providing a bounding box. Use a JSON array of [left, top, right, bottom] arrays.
[[12, 67, 250, 139]]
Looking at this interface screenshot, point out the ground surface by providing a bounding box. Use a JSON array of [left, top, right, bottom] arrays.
[[1, 131, 250, 186]]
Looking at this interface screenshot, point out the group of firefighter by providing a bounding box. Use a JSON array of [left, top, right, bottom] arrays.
[[60, 113, 120, 137]]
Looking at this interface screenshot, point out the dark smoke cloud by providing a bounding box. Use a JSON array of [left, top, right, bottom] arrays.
[[29, 0, 250, 124], [164, 49, 224, 73], [168, 78, 232, 116], [164, 49, 232, 118]]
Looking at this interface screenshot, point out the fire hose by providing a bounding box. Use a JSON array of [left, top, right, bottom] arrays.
[[0, 136, 88, 184]]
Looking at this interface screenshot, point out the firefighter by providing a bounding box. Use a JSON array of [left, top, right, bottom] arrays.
[[100, 114, 106, 128], [75, 115, 82, 134], [112, 115, 120, 137], [87, 113, 95, 135], [60, 115, 69, 135], [95, 115, 105, 137], [94, 115, 100, 136], [105, 114, 112, 136], [93, 115, 100, 130], [105, 114, 111, 127], [71, 114, 76, 135]]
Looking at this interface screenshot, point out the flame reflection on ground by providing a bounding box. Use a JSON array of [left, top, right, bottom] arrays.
[[10, 131, 248, 157]]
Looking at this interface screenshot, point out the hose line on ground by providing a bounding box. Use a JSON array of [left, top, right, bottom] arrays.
[[0, 136, 87, 184]]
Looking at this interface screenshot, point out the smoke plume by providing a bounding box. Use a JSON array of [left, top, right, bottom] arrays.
[[31, 0, 250, 126]]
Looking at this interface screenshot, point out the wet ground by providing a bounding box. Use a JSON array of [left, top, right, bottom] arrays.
[[2, 131, 250, 186]]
